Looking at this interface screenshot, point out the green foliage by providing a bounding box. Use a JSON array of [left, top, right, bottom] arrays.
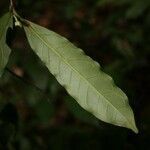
[[0, 12, 13, 77], [24, 21, 137, 132], [0, 0, 150, 149], [0, 0, 139, 141], [65, 96, 99, 126]]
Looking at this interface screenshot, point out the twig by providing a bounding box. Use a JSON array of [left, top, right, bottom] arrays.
[[10, 0, 13, 6], [5, 67, 52, 103], [9, 0, 14, 11]]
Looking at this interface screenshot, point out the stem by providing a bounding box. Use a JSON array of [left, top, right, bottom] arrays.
[[5, 67, 42, 92], [5, 67, 52, 103], [9, 0, 14, 12], [10, 0, 13, 6], [9, 0, 30, 27]]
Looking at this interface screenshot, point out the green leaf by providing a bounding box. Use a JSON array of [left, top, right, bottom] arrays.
[[0, 12, 13, 77], [24, 21, 138, 133], [65, 96, 99, 126]]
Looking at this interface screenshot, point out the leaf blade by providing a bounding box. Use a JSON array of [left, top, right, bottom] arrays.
[[0, 12, 13, 77], [24, 22, 138, 133]]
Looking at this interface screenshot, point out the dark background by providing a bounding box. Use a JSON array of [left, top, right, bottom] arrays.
[[0, 0, 150, 150]]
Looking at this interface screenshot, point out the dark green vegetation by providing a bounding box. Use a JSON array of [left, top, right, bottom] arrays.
[[0, 0, 150, 149]]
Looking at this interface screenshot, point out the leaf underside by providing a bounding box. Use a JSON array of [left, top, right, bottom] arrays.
[[24, 21, 138, 133], [0, 12, 13, 77]]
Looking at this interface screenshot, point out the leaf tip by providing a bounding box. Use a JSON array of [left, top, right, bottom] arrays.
[[131, 123, 139, 134], [128, 118, 138, 134]]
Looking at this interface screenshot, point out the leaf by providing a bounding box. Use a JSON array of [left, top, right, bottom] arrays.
[[24, 21, 138, 133], [0, 12, 13, 77], [65, 96, 99, 126]]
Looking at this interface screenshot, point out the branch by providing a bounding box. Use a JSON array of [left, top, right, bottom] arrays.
[[10, 0, 13, 6], [5, 67, 52, 103], [9, 0, 14, 11]]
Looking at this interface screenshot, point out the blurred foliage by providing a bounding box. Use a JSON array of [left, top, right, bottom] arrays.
[[0, 0, 150, 149]]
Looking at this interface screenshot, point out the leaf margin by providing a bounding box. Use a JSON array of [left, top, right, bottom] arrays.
[[23, 20, 138, 133], [0, 11, 13, 77]]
